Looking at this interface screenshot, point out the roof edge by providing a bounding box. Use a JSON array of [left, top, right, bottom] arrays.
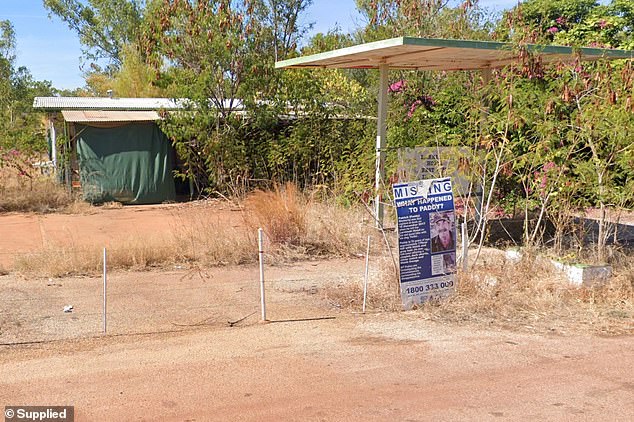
[[275, 37, 406, 69], [32, 97, 188, 111], [275, 36, 634, 69]]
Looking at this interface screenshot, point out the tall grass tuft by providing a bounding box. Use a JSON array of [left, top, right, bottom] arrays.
[[323, 246, 634, 334], [13, 236, 177, 277], [244, 183, 307, 245], [434, 250, 634, 334], [0, 176, 74, 213], [0, 152, 75, 213], [244, 183, 375, 258], [323, 255, 401, 311], [303, 200, 375, 256], [170, 205, 257, 266]]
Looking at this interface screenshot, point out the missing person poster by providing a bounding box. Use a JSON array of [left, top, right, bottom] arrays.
[[392, 177, 457, 309]]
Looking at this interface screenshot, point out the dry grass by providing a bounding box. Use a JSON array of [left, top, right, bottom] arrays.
[[13, 185, 377, 276], [0, 165, 95, 214], [244, 183, 307, 245], [8, 178, 633, 337], [13, 212, 255, 277], [0, 175, 74, 213], [244, 183, 375, 260], [432, 250, 634, 335], [324, 246, 633, 335], [60, 200, 96, 215], [323, 255, 402, 312], [13, 235, 178, 277], [303, 201, 376, 256], [170, 206, 257, 266]]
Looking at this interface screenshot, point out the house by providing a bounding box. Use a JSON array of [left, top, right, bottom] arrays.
[[33, 96, 186, 204]]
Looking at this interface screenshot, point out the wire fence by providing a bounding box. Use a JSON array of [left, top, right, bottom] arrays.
[[0, 242, 369, 346]]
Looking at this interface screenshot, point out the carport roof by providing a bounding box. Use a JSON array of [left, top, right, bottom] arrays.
[[275, 37, 634, 71], [61, 110, 161, 122]]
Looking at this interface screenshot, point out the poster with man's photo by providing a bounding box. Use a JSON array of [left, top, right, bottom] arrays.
[[392, 177, 457, 309]]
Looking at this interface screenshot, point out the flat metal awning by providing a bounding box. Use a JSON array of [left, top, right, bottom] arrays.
[[276, 36, 633, 70], [61, 110, 160, 122], [276, 36, 634, 227]]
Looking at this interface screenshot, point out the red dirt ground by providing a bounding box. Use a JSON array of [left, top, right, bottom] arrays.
[[1, 307, 633, 421], [0, 201, 241, 269], [0, 203, 633, 421]]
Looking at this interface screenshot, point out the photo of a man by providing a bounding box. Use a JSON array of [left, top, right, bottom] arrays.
[[443, 252, 456, 272], [430, 211, 455, 253]]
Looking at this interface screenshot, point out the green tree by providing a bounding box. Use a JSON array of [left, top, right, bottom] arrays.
[[0, 20, 55, 153], [497, 0, 633, 48], [0, 20, 16, 112], [355, 0, 492, 41], [80, 42, 165, 97], [267, 0, 313, 61], [141, 0, 316, 194], [43, 0, 145, 68]]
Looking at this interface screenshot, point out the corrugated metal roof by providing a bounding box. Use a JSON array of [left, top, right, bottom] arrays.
[[61, 110, 161, 122], [33, 97, 187, 111], [276, 37, 634, 70]]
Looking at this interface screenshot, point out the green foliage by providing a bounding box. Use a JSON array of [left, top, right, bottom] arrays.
[[0, 21, 54, 153], [33, 0, 633, 240], [497, 0, 634, 48], [81, 42, 166, 97], [43, 0, 145, 68], [140, 0, 373, 196], [356, 0, 493, 41]]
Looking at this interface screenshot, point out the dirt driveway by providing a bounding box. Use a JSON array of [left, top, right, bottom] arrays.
[[1, 203, 633, 421], [1, 306, 633, 421], [1, 259, 633, 422]]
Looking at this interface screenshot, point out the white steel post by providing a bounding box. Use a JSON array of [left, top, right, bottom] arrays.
[[50, 119, 57, 175], [103, 247, 107, 334], [375, 63, 389, 228], [258, 228, 267, 321], [362, 235, 371, 313], [461, 223, 468, 272]]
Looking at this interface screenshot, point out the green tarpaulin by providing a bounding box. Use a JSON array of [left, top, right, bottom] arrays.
[[76, 122, 175, 204]]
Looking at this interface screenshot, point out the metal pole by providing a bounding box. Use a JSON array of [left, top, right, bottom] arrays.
[[103, 247, 107, 334], [375, 63, 389, 228], [50, 118, 57, 175], [258, 228, 267, 321], [362, 235, 371, 313], [461, 223, 468, 272]]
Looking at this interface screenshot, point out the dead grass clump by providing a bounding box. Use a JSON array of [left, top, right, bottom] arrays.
[[432, 252, 570, 321], [0, 176, 73, 213], [424, 248, 634, 334], [61, 199, 96, 215], [102, 201, 124, 209], [243, 183, 376, 261], [107, 238, 176, 269], [14, 247, 102, 277], [323, 256, 402, 311], [303, 201, 375, 257], [171, 207, 257, 266], [13, 236, 177, 277], [0, 158, 95, 214], [244, 183, 306, 245], [322, 245, 633, 334]]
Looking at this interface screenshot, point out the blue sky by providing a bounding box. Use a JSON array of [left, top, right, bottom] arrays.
[[1, 0, 520, 90]]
